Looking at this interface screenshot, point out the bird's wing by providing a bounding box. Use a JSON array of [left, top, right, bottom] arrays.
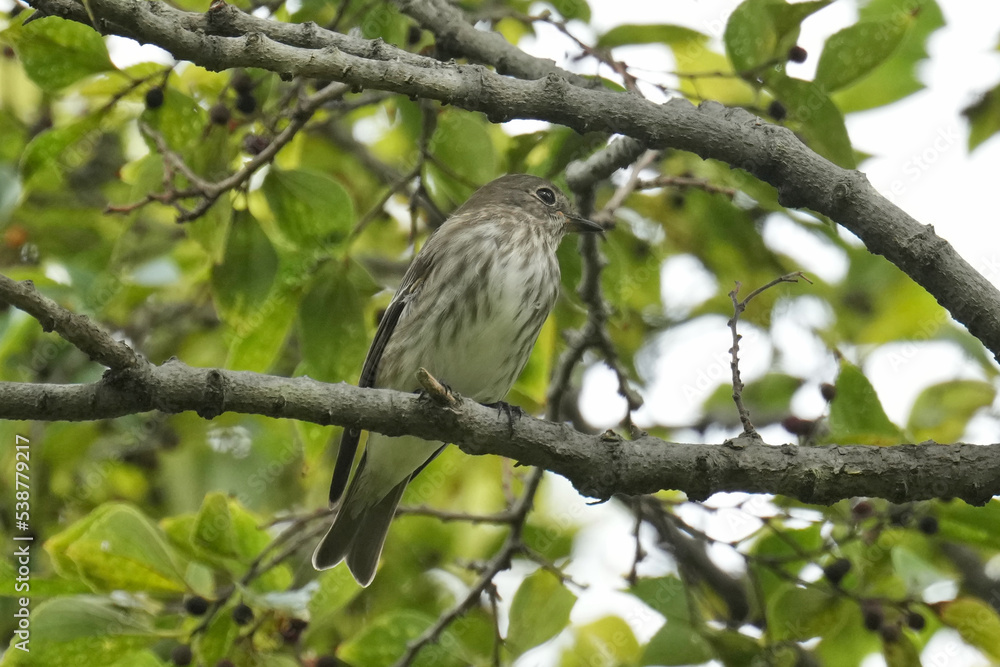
[[328, 253, 430, 503]]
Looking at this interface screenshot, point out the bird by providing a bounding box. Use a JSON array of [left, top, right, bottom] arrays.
[[312, 173, 603, 585]]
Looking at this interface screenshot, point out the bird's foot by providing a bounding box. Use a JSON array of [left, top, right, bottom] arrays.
[[484, 401, 525, 436]]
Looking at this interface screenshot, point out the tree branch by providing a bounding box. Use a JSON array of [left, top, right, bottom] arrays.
[[2, 357, 997, 504]]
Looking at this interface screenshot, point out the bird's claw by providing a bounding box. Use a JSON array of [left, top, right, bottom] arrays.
[[484, 401, 524, 437]]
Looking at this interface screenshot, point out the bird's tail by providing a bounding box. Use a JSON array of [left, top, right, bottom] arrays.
[[311, 476, 409, 586]]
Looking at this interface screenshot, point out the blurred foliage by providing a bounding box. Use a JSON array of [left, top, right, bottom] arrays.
[[1, 0, 999, 665]]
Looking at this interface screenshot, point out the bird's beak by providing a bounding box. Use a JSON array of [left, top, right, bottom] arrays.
[[563, 214, 604, 234]]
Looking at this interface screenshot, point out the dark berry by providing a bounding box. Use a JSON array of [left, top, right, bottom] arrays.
[[171, 644, 193, 666], [907, 610, 925, 630], [232, 602, 254, 626], [918, 516, 939, 535], [823, 558, 852, 586], [280, 617, 308, 643], [209, 103, 230, 125], [145, 87, 165, 110], [407, 24, 422, 45], [2, 45, 14, 59], [852, 500, 875, 519], [235, 93, 257, 115], [781, 416, 814, 436], [183, 595, 210, 616], [862, 607, 883, 632], [242, 134, 270, 155], [231, 70, 254, 94], [787, 46, 808, 63], [767, 99, 786, 121], [820, 383, 836, 402]]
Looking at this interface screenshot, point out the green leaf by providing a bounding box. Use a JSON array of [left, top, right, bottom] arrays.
[[630, 576, 717, 665], [630, 576, 691, 621], [337, 610, 469, 667], [561, 616, 640, 667], [815, 15, 912, 92], [724, 0, 830, 72], [44, 504, 188, 593], [549, 0, 590, 22], [192, 492, 240, 558], [597, 24, 707, 49], [815, 600, 881, 667], [509, 316, 557, 412], [834, 249, 946, 344], [19, 115, 101, 187], [297, 259, 377, 383], [194, 607, 238, 667], [224, 287, 300, 372], [2, 15, 115, 91], [140, 87, 207, 159], [935, 500, 1000, 551], [940, 597, 1000, 662], [426, 110, 498, 207], [907, 380, 995, 443], [703, 628, 763, 666], [766, 584, 844, 641], [307, 567, 365, 624], [641, 619, 713, 666], [211, 210, 279, 325], [507, 569, 578, 657], [262, 168, 353, 248], [831, 0, 944, 113], [963, 83, 1000, 151], [827, 360, 903, 445], [0, 597, 157, 667], [704, 628, 764, 667], [891, 545, 945, 595], [765, 74, 855, 168]]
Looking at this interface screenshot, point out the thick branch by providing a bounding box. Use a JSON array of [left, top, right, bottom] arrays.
[[1, 362, 997, 506], [24, 0, 1000, 362]]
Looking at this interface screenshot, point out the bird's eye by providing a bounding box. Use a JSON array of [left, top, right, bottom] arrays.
[[535, 187, 556, 206]]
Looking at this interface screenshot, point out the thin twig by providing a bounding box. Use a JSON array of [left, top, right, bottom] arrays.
[[550, 158, 648, 427], [627, 500, 645, 586], [593, 149, 659, 225], [728, 272, 811, 437], [488, 585, 503, 667], [392, 468, 544, 667], [112, 82, 351, 222], [350, 164, 422, 239], [635, 175, 739, 199], [395, 505, 519, 524]]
